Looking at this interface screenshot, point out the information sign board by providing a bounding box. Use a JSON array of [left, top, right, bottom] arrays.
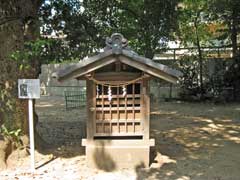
[[18, 79, 40, 99]]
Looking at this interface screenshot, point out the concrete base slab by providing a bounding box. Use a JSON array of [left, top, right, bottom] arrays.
[[82, 139, 155, 170]]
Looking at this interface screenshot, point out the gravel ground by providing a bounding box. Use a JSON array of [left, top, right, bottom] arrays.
[[1, 97, 240, 180]]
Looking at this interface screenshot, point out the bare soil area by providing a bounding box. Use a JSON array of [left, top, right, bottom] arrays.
[[0, 96, 240, 180]]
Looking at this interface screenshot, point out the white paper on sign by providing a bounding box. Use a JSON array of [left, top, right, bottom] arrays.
[[18, 79, 40, 99]]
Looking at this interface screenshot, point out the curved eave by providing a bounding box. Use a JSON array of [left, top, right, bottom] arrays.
[[121, 50, 182, 83], [52, 50, 114, 82], [52, 49, 182, 84], [122, 50, 182, 77]]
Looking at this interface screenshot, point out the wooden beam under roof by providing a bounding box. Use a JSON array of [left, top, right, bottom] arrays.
[[119, 55, 178, 84], [53, 48, 182, 83], [94, 72, 142, 81]]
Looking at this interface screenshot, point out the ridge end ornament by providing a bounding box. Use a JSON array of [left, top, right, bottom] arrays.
[[105, 33, 128, 53]]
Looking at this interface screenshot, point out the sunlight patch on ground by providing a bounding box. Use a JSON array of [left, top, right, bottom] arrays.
[[165, 171, 175, 176], [212, 143, 221, 147], [220, 119, 233, 122], [36, 104, 54, 107], [208, 123, 224, 130], [151, 152, 176, 169], [193, 117, 213, 123], [234, 107, 240, 111], [185, 142, 201, 148], [223, 134, 240, 144], [207, 108, 215, 112], [92, 171, 137, 180], [151, 110, 178, 115], [228, 130, 239, 134], [176, 175, 190, 180]]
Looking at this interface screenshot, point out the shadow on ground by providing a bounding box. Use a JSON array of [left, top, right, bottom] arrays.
[[35, 97, 240, 179], [135, 101, 240, 180], [93, 140, 116, 172]]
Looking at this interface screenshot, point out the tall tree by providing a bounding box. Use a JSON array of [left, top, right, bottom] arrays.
[[209, 0, 240, 100], [177, 0, 213, 98], [40, 0, 180, 59], [210, 0, 240, 58], [0, 0, 43, 169]]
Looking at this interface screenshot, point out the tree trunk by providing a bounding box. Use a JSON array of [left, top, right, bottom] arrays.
[[194, 18, 204, 99], [230, 6, 239, 100], [144, 48, 155, 59], [0, 0, 43, 169], [231, 8, 238, 59], [143, 37, 155, 59]]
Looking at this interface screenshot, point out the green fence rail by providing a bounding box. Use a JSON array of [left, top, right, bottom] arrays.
[[64, 90, 86, 110]]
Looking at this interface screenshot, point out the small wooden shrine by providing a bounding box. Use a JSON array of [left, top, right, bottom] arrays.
[[53, 33, 182, 169]]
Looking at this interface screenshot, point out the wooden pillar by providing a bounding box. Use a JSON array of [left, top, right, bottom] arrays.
[[141, 79, 150, 140], [86, 80, 95, 140]]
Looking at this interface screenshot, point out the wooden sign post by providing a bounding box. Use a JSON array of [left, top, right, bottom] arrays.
[[18, 79, 40, 173]]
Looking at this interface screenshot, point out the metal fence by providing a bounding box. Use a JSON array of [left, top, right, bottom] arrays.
[[153, 45, 238, 61], [64, 89, 86, 110]]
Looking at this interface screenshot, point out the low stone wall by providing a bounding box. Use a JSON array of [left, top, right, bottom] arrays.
[[39, 64, 181, 98], [39, 63, 86, 96], [42, 86, 86, 96], [149, 79, 180, 102]]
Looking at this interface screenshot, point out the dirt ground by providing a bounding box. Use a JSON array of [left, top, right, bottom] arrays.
[[0, 96, 240, 180]]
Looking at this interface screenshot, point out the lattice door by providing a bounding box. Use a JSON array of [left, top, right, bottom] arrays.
[[94, 83, 142, 136]]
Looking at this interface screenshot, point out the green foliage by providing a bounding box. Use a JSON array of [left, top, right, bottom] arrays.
[[222, 55, 240, 100], [0, 87, 16, 133], [175, 53, 236, 101], [11, 39, 46, 70], [0, 124, 22, 145], [177, 0, 226, 99], [209, 0, 240, 44], [207, 61, 226, 97], [177, 55, 201, 98], [40, 0, 180, 59], [178, 0, 218, 47], [10, 38, 78, 68], [0, 89, 13, 111]]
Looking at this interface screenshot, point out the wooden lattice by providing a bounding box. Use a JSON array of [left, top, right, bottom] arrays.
[[94, 83, 142, 136]]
